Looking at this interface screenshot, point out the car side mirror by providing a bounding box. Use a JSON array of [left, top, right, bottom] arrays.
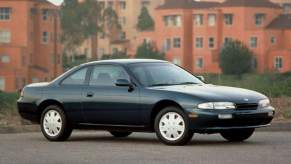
[[197, 76, 205, 82], [115, 79, 132, 87]]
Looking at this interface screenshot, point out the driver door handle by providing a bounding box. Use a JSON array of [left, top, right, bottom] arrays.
[[86, 92, 94, 98]]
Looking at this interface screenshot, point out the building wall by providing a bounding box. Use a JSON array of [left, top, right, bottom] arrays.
[[0, 0, 63, 92], [140, 1, 291, 74]]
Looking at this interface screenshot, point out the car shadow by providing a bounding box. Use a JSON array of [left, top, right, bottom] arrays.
[[64, 134, 265, 146]]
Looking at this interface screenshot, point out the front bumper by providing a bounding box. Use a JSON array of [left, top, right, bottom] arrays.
[[17, 100, 39, 123], [187, 106, 275, 132]]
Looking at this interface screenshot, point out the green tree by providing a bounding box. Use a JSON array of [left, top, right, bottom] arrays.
[[137, 7, 155, 31], [219, 40, 254, 75], [135, 42, 164, 60], [101, 51, 130, 60], [61, 0, 121, 59]]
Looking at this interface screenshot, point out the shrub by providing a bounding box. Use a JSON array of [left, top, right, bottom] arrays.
[[135, 42, 164, 60], [219, 40, 254, 75], [0, 92, 18, 114]]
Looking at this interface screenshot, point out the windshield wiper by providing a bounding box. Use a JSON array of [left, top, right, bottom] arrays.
[[149, 83, 173, 87], [149, 82, 199, 87], [174, 82, 199, 85]]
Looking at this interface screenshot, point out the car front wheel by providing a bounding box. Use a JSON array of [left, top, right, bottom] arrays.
[[155, 107, 194, 146], [220, 128, 255, 142], [40, 105, 72, 141]]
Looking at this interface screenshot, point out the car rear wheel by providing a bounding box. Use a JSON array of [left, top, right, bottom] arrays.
[[40, 105, 72, 141], [154, 107, 194, 146], [109, 131, 132, 138], [220, 128, 255, 142]]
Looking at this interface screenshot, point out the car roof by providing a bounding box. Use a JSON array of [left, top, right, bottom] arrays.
[[81, 59, 168, 66]]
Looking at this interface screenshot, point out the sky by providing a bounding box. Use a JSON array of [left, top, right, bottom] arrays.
[[48, 0, 63, 6]]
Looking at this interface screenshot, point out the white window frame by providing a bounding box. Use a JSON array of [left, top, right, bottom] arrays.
[[195, 57, 204, 69], [0, 55, 10, 63], [119, 1, 126, 10], [194, 14, 203, 26], [208, 37, 215, 49], [195, 37, 203, 48], [173, 37, 181, 48], [42, 9, 49, 21], [42, 31, 49, 44], [224, 14, 233, 26], [0, 7, 11, 21], [271, 36, 277, 45], [208, 14, 216, 26], [274, 56, 283, 70], [0, 30, 11, 43], [249, 37, 258, 48], [255, 13, 265, 26]]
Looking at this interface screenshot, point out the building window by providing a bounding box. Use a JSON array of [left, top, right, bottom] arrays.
[[141, 0, 150, 7], [119, 1, 126, 10], [0, 7, 11, 20], [196, 58, 204, 69], [274, 56, 283, 69], [0, 55, 10, 63], [164, 15, 181, 27], [224, 37, 232, 45], [163, 38, 171, 52], [249, 37, 258, 48], [164, 16, 170, 26], [32, 77, 39, 83], [0, 77, 5, 91], [255, 13, 265, 26], [224, 14, 233, 25], [42, 31, 49, 43], [173, 16, 181, 27], [195, 37, 203, 48], [194, 14, 203, 26], [271, 36, 276, 44], [208, 14, 216, 26], [42, 9, 49, 21], [98, 48, 105, 56], [173, 37, 181, 48], [119, 32, 126, 40], [0, 30, 11, 43], [119, 16, 126, 25], [208, 37, 215, 48]]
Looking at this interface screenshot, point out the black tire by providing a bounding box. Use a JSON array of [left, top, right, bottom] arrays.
[[220, 128, 255, 142], [40, 105, 73, 141], [154, 106, 194, 146], [109, 131, 132, 138]]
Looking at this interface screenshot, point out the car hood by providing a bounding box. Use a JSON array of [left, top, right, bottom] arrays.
[[149, 84, 267, 103]]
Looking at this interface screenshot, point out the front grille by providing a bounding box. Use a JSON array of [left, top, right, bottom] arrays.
[[236, 103, 258, 110]]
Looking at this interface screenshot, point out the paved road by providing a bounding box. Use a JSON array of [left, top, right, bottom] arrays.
[[0, 131, 290, 164]]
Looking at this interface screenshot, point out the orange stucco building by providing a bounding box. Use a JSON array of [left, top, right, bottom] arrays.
[[140, 0, 291, 74], [0, 0, 63, 92]]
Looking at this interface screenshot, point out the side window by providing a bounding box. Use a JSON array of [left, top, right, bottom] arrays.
[[89, 65, 129, 86], [62, 68, 88, 85]]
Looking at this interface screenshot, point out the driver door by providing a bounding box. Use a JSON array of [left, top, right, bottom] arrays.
[[82, 64, 142, 125]]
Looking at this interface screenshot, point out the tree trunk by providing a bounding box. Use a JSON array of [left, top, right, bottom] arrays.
[[91, 33, 98, 60]]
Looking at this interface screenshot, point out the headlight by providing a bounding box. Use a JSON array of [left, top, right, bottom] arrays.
[[259, 99, 270, 108], [197, 102, 236, 110]]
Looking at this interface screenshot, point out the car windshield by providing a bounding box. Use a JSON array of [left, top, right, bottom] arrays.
[[129, 62, 203, 87]]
